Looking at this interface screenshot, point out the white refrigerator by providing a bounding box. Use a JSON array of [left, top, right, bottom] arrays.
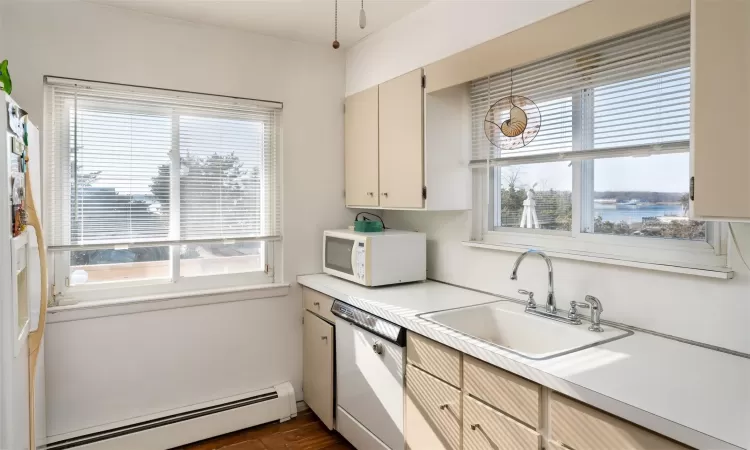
[[1, 94, 46, 450]]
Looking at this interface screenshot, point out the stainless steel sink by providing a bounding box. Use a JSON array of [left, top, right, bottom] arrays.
[[418, 299, 632, 360]]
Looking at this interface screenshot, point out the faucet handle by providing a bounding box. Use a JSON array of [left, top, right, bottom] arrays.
[[568, 301, 589, 319], [518, 289, 536, 309]]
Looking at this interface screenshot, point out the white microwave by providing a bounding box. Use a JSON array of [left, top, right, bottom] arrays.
[[323, 229, 426, 286]]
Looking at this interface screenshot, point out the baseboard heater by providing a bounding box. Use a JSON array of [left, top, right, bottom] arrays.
[[43, 382, 296, 450]]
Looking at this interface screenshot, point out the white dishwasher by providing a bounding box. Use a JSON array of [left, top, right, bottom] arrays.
[[331, 300, 406, 450]]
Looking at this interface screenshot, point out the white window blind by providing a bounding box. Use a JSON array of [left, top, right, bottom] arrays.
[[45, 78, 281, 251], [471, 16, 690, 166]]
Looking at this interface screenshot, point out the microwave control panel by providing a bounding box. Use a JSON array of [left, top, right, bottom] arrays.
[[355, 242, 366, 281]]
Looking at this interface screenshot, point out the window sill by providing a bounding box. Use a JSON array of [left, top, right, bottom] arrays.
[[462, 240, 734, 280], [47, 283, 291, 323]]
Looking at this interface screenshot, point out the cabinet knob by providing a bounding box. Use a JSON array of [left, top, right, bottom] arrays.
[[381, 192, 388, 197], [367, 192, 374, 196], [372, 341, 383, 354], [470, 424, 481, 431], [321, 336, 328, 342], [313, 301, 320, 308], [439, 404, 449, 410]]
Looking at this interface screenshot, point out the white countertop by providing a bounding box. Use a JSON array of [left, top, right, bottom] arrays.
[[298, 274, 750, 450]]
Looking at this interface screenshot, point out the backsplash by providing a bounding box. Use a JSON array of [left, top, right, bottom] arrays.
[[383, 210, 750, 354]]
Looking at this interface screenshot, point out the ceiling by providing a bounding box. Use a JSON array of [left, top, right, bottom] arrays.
[[84, 0, 430, 48]]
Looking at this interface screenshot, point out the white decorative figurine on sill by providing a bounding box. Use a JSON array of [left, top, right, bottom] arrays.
[[519, 188, 540, 229]]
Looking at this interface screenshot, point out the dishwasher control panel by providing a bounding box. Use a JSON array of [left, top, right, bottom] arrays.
[[331, 300, 406, 346]]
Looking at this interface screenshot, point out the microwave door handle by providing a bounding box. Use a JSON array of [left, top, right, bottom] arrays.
[[351, 242, 358, 278], [323, 235, 327, 270]]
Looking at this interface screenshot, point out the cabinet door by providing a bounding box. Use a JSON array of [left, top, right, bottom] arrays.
[[690, 0, 750, 220], [303, 311, 334, 429], [345, 86, 380, 207], [463, 395, 541, 450], [405, 364, 461, 450], [549, 392, 689, 450], [379, 69, 424, 208]]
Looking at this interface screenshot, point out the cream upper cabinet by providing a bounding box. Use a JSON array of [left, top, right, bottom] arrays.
[[690, 0, 750, 221], [303, 310, 335, 430], [343, 70, 471, 211], [345, 86, 380, 207], [379, 68, 425, 208]]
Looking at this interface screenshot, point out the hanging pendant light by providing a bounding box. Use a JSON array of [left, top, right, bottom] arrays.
[[484, 69, 542, 150], [332, 0, 340, 49], [359, 0, 367, 29]]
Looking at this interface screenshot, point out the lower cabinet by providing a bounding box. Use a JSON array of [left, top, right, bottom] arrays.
[[549, 392, 690, 450], [404, 332, 692, 450], [463, 395, 541, 450], [405, 364, 461, 450], [303, 310, 335, 430]]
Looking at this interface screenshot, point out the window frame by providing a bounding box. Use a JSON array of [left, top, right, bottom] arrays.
[[45, 80, 282, 305], [52, 243, 279, 305], [473, 86, 728, 271]]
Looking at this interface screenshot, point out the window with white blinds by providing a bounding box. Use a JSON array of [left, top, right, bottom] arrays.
[[471, 16, 690, 165], [44, 78, 281, 296], [471, 15, 720, 265]]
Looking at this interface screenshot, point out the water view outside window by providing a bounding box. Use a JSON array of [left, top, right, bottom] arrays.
[[588, 153, 705, 240], [586, 68, 704, 240]]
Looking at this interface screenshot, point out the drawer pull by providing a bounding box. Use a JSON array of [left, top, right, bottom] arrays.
[[470, 424, 481, 431], [321, 336, 328, 342], [313, 301, 320, 307], [439, 404, 449, 410]]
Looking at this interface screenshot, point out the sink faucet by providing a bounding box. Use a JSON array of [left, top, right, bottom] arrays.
[[510, 250, 556, 313]]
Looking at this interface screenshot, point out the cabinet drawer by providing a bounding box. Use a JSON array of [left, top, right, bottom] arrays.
[[405, 364, 461, 450], [303, 287, 335, 323], [463, 356, 540, 428], [463, 395, 541, 450], [406, 332, 461, 387], [550, 393, 690, 450]]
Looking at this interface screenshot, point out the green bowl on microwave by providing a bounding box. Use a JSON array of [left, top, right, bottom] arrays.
[[354, 220, 383, 233]]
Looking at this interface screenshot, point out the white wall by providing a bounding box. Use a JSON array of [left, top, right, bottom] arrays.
[[44, 294, 300, 438], [345, 0, 589, 95], [2, 1, 353, 439], [0, 7, 4, 61], [347, 0, 750, 354]]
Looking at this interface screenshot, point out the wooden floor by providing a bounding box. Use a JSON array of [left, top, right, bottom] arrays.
[[175, 410, 353, 450]]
